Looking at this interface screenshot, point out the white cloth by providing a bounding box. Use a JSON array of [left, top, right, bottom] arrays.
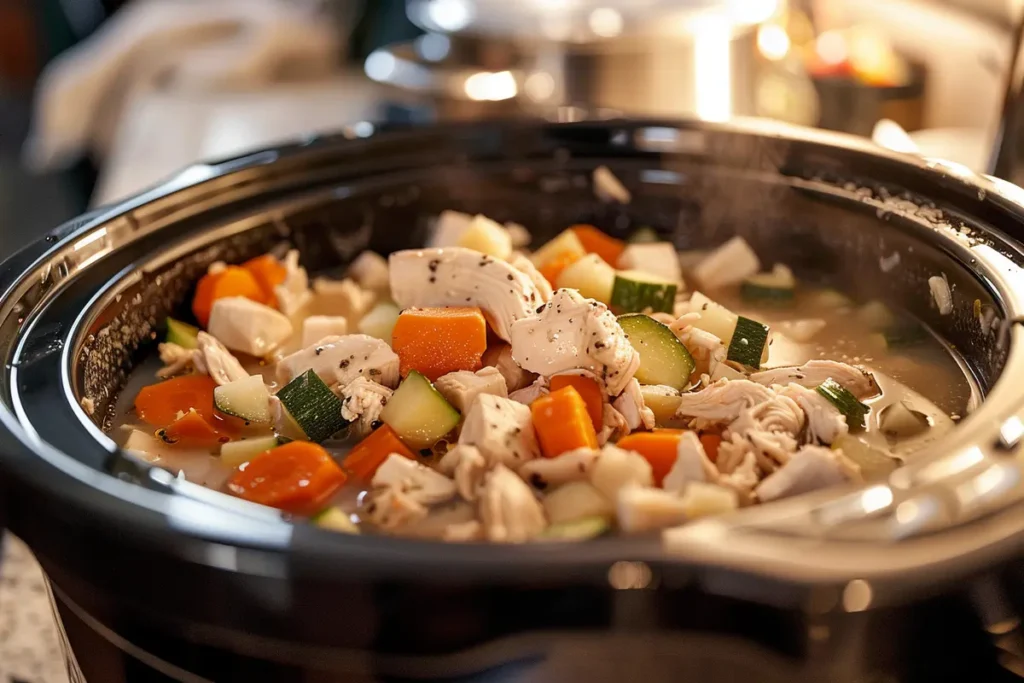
[[25, 0, 341, 171]]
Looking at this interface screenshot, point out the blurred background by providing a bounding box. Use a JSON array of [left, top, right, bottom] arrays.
[[0, 0, 1021, 258]]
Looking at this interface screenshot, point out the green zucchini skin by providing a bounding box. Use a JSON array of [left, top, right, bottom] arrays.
[[727, 316, 770, 369], [276, 370, 349, 443], [817, 378, 869, 430], [617, 314, 695, 391], [380, 370, 461, 451], [611, 271, 677, 314]]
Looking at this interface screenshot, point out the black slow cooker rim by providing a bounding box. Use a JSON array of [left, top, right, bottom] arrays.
[[5, 117, 1024, 607]]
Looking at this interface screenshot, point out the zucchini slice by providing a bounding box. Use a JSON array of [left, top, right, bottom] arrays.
[[726, 316, 770, 369], [557, 253, 616, 304], [538, 516, 611, 542], [166, 317, 200, 349], [741, 264, 795, 303], [816, 378, 869, 430], [220, 435, 281, 469], [617, 314, 695, 391], [276, 369, 349, 443], [611, 270, 678, 314], [379, 370, 461, 451], [314, 507, 360, 533], [214, 374, 272, 425], [358, 301, 401, 343], [639, 385, 682, 424], [530, 229, 586, 269], [627, 226, 659, 244]]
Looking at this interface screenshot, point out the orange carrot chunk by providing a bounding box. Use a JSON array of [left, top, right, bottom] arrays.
[[344, 424, 416, 481], [391, 307, 488, 381], [227, 441, 347, 515], [571, 225, 626, 266], [135, 374, 219, 427], [192, 266, 267, 328], [538, 251, 580, 287], [531, 386, 599, 458], [157, 408, 230, 448], [616, 429, 686, 486], [549, 374, 604, 431], [242, 254, 288, 306], [699, 433, 722, 463]]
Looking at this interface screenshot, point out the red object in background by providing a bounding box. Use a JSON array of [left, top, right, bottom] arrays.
[[0, 1, 38, 88]]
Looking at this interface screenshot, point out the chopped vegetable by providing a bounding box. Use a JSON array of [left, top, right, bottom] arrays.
[[639, 385, 682, 424], [699, 433, 722, 463], [616, 429, 685, 486], [929, 275, 952, 315], [692, 236, 759, 288], [593, 165, 631, 203], [220, 435, 281, 468], [166, 317, 200, 349], [556, 253, 616, 304], [611, 270, 677, 313], [192, 266, 266, 328], [813, 289, 853, 309], [741, 264, 795, 303], [315, 508, 360, 534], [542, 481, 613, 525], [344, 424, 415, 480], [879, 401, 930, 439], [530, 229, 586, 271], [157, 408, 230, 448], [570, 224, 626, 265], [816, 378, 869, 430], [456, 215, 513, 259], [627, 227, 659, 244], [391, 307, 487, 381], [617, 314, 695, 391], [538, 516, 610, 541], [832, 435, 900, 480], [227, 441, 347, 515], [358, 301, 401, 343], [726, 316, 770, 369], [531, 386, 599, 458], [275, 370, 349, 443], [538, 250, 581, 286], [550, 374, 604, 430], [617, 242, 682, 284], [688, 292, 739, 343], [379, 370, 461, 451], [857, 300, 895, 331], [302, 316, 348, 347], [679, 481, 738, 518], [214, 374, 272, 425], [242, 254, 287, 305], [775, 318, 826, 343], [135, 374, 218, 427]]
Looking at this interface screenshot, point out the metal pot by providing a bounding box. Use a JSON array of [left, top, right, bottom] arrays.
[[3, 118, 1024, 682]]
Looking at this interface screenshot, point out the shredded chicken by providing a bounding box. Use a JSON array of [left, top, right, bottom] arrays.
[[434, 367, 508, 413], [750, 360, 880, 399], [778, 383, 849, 445], [338, 376, 392, 435], [612, 379, 656, 431], [715, 450, 760, 503], [273, 249, 313, 317], [157, 342, 194, 378], [482, 343, 537, 393], [365, 487, 429, 529], [597, 403, 630, 445], [663, 432, 719, 493], [729, 391, 805, 436], [478, 465, 547, 543], [509, 289, 640, 396], [157, 333, 248, 385], [519, 447, 600, 490], [508, 377, 549, 405], [672, 324, 726, 377], [755, 445, 860, 502], [674, 379, 775, 427], [453, 446, 488, 501]]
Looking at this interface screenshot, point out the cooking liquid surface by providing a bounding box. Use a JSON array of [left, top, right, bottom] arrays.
[[112, 281, 978, 531]]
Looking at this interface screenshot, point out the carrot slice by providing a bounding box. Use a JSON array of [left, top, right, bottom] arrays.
[[157, 408, 230, 448], [135, 374, 219, 427], [227, 441, 347, 515], [391, 307, 488, 381], [549, 374, 604, 431], [344, 424, 416, 481], [616, 429, 686, 486], [538, 251, 581, 287], [531, 386, 599, 458], [571, 225, 626, 266], [192, 266, 267, 328], [242, 254, 287, 306], [699, 433, 722, 463]]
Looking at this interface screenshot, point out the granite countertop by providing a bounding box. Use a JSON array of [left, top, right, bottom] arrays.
[[0, 534, 68, 683]]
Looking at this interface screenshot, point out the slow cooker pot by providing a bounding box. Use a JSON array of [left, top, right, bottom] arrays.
[[5, 119, 1024, 682]]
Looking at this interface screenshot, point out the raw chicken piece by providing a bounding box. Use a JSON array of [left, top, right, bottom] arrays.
[[750, 360, 880, 399], [482, 343, 537, 393], [207, 297, 293, 357], [509, 289, 639, 396], [755, 445, 861, 502], [674, 379, 775, 426], [519, 447, 601, 490], [434, 367, 508, 413], [276, 334, 399, 389], [389, 247, 543, 341], [458, 394, 540, 469], [479, 465, 548, 543], [778, 383, 849, 445], [274, 249, 313, 317], [612, 379, 655, 431], [338, 377, 392, 435]]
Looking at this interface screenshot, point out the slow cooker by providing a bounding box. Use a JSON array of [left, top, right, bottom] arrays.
[[4, 118, 1024, 682]]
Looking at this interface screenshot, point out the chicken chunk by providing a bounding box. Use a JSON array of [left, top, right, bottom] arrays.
[[590, 444, 653, 499], [429, 210, 473, 248], [673, 378, 775, 426], [193, 331, 249, 385], [509, 289, 640, 396], [276, 334, 400, 389], [207, 296, 293, 357], [443, 520, 484, 542], [458, 394, 540, 469], [672, 324, 725, 377], [371, 453, 457, 505], [482, 343, 537, 393], [755, 445, 860, 503], [728, 392, 804, 436], [389, 247, 543, 341], [778, 383, 849, 445], [543, 481, 613, 525], [612, 379, 656, 431], [750, 360, 880, 400], [453, 446, 488, 501], [617, 487, 689, 533], [365, 487, 429, 529], [510, 254, 553, 303], [313, 277, 376, 323], [348, 251, 390, 293], [719, 429, 799, 474], [479, 465, 547, 542], [302, 316, 348, 348], [618, 242, 683, 286], [691, 236, 760, 289], [338, 376, 393, 435], [434, 367, 508, 413], [274, 249, 313, 317], [663, 432, 719, 494], [156, 342, 194, 378], [598, 403, 630, 445], [519, 447, 600, 490], [508, 377, 549, 406]]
